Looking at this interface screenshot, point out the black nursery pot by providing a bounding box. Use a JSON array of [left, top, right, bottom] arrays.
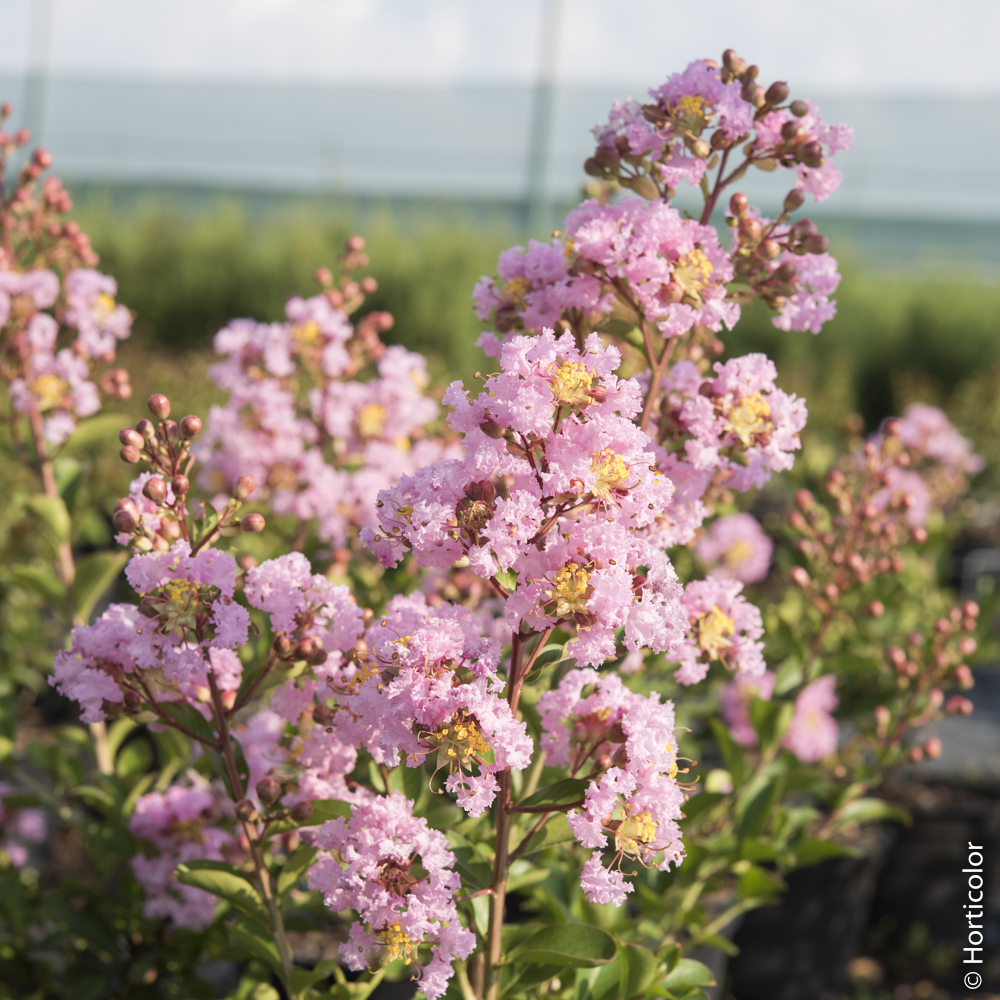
[[725, 829, 889, 1000]]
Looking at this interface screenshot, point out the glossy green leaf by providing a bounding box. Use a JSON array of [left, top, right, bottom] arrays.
[[619, 943, 660, 998], [267, 798, 352, 835], [517, 813, 575, 856], [175, 862, 268, 923], [708, 719, 745, 787], [24, 493, 71, 549], [12, 564, 66, 605], [72, 550, 127, 623], [232, 914, 283, 974], [736, 778, 781, 842], [661, 958, 715, 988], [512, 922, 616, 967], [278, 844, 318, 896], [794, 838, 860, 866], [517, 778, 588, 809], [833, 796, 911, 829]]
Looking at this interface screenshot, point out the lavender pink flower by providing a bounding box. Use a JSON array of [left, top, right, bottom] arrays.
[[696, 512, 772, 583]]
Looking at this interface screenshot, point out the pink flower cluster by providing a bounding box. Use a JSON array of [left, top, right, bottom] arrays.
[[2, 267, 132, 444], [696, 512, 772, 583], [308, 793, 475, 1000], [130, 780, 234, 930], [669, 577, 765, 685], [472, 238, 611, 334], [51, 541, 249, 721], [364, 330, 688, 666], [539, 670, 685, 906], [565, 198, 738, 339], [330, 593, 529, 817], [658, 354, 807, 491], [198, 293, 453, 548], [720, 672, 839, 762], [896, 403, 984, 477]]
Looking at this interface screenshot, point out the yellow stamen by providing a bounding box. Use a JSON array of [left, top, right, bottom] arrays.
[[292, 320, 321, 347], [671, 248, 713, 305], [546, 563, 593, 618], [424, 711, 490, 768], [725, 392, 772, 447], [502, 275, 531, 307], [723, 539, 753, 569], [32, 373, 67, 412], [94, 292, 117, 322], [357, 402, 387, 439], [379, 922, 419, 965], [590, 449, 631, 503], [697, 605, 735, 660], [548, 361, 594, 407], [615, 808, 658, 857]]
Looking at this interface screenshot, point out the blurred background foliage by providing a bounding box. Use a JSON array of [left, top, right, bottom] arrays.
[[72, 190, 1000, 501]]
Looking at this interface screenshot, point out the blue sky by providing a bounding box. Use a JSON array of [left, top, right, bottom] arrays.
[[0, 0, 998, 95]]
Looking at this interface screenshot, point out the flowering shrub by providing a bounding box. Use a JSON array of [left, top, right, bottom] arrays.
[[0, 53, 989, 1000]]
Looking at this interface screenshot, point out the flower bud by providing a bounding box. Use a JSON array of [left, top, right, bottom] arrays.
[[823, 583, 840, 601], [119, 427, 144, 449], [290, 801, 314, 823], [959, 637, 977, 656], [479, 418, 505, 440], [256, 777, 282, 805], [789, 100, 809, 117], [241, 513, 266, 533], [314, 266, 333, 286], [120, 444, 141, 464], [234, 474, 257, 500], [954, 664, 974, 689], [764, 81, 789, 105], [729, 192, 749, 217], [782, 190, 805, 215], [313, 704, 335, 727], [756, 239, 781, 260], [112, 509, 138, 534], [923, 737, 942, 760], [887, 646, 907, 668], [691, 138, 711, 159], [169, 474, 189, 496], [626, 174, 660, 200], [710, 129, 730, 150], [347, 235, 365, 252], [789, 511, 807, 531], [738, 218, 762, 243], [867, 601, 885, 618], [802, 234, 831, 255], [908, 746, 924, 763], [142, 477, 168, 504], [179, 414, 203, 439], [946, 695, 973, 716], [122, 690, 142, 714], [790, 566, 810, 588], [963, 600, 980, 618], [874, 705, 890, 737], [147, 393, 171, 420], [235, 799, 257, 822], [593, 145, 621, 168], [928, 688, 944, 710]]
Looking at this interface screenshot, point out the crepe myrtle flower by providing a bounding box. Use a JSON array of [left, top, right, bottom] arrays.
[[363, 330, 687, 666], [669, 577, 765, 686], [696, 512, 773, 583], [660, 354, 807, 491], [308, 793, 475, 1000], [566, 689, 687, 906]]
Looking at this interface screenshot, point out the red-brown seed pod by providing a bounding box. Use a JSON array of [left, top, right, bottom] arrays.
[[235, 799, 257, 822], [179, 414, 203, 439], [256, 777, 282, 805], [120, 444, 141, 464], [290, 801, 314, 823], [147, 393, 171, 420]]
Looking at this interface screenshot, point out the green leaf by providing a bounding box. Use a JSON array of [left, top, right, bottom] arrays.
[[495, 568, 518, 593], [709, 719, 745, 787], [661, 959, 715, 988], [175, 862, 268, 923], [72, 550, 127, 623], [24, 493, 71, 549], [737, 865, 785, 900], [512, 923, 617, 968], [619, 943, 660, 999], [278, 845, 318, 896], [749, 699, 794, 752], [60, 413, 131, 456], [12, 564, 66, 605], [451, 845, 493, 891], [157, 701, 217, 745], [517, 778, 588, 809], [267, 798, 352, 835], [683, 791, 723, 822], [232, 915, 283, 975], [794, 838, 860, 866], [832, 796, 911, 829], [735, 778, 781, 842], [517, 813, 575, 856]]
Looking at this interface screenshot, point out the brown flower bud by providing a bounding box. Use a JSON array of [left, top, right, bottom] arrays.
[[764, 81, 789, 105], [235, 799, 257, 822], [738, 218, 762, 244], [593, 145, 621, 168], [234, 474, 257, 500], [147, 393, 171, 420], [923, 737, 942, 760], [867, 601, 885, 618], [729, 192, 749, 217], [756, 239, 781, 260], [789, 100, 809, 117], [273, 634, 293, 656], [179, 414, 203, 439], [171, 474, 190, 496], [142, 477, 168, 504], [119, 427, 144, 449], [290, 801, 314, 823], [256, 777, 282, 805], [626, 174, 660, 200], [123, 690, 142, 714], [790, 566, 810, 588], [963, 600, 980, 618], [112, 509, 138, 534], [241, 513, 266, 533], [783, 189, 805, 213], [908, 746, 924, 763], [120, 444, 141, 464], [479, 418, 505, 439], [802, 234, 831, 255]]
